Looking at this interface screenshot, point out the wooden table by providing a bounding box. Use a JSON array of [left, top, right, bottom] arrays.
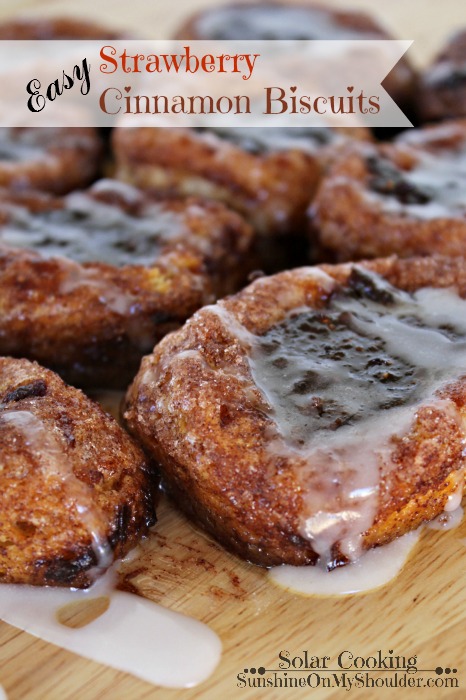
[[0, 1, 465, 698]]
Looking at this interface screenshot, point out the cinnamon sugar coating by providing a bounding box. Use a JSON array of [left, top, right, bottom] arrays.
[[0, 357, 156, 588]]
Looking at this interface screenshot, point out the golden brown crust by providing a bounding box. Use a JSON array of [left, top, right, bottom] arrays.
[[0, 181, 253, 388], [0, 357, 156, 588], [0, 128, 103, 195], [417, 30, 466, 122], [124, 256, 466, 567], [310, 121, 466, 262]]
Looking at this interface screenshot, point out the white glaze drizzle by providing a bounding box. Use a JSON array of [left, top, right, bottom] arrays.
[[0, 128, 46, 163], [398, 122, 466, 149], [57, 258, 138, 318], [365, 148, 466, 220], [423, 61, 464, 88], [0, 685, 7, 700], [0, 233, 145, 328], [0, 409, 112, 574], [427, 471, 464, 530], [269, 530, 420, 596], [0, 129, 97, 165], [427, 506, 464, 531], [0, 567, 221, 689], [0, 182, 185, 267], [90, 178, 143, 204], [198, 126, 347, 156], [444, 472, 465, 512]]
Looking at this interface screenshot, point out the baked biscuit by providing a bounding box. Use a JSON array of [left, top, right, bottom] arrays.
[[0, 128, 103, 195], [310, 121, 466, 262], [0, 357, 156, 588], [124, 256, 466, 568], [174, 1, 416, 111], [417, 30, 466, 122], [0, 179, 252, 388]]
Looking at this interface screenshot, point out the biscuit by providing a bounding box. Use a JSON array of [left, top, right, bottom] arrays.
[[124, 256, 466, 568], [0, 357, 156, 588], [0, 179, 252, 387], [417, 30, 466, 122], [310, 120, 466, 262]]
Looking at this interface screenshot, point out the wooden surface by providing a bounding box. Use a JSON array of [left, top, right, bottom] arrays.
[[1, 1, 466, 698]]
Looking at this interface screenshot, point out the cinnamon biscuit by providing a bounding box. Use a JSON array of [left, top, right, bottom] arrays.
[[0, 179, 252, 388], [124, 256, 466, 568], [417, 30, 466, 122], [310, 120, 466, 262], [0, 357, 156, 588]]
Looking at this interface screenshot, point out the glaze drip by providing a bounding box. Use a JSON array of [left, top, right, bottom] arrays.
[[269, 530, 421, 596], [0, 565, 221, 688], [0, 129, 47, 163], [424, 62, 466, 90]]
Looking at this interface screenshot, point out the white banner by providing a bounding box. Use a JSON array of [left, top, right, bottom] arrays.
[[0, 40, 413, 127]]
